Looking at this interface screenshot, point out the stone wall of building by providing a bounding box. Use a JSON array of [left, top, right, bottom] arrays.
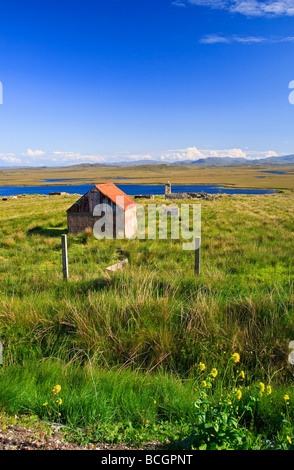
[[67, 209, 137, 238], [67, 212, 97, 235]]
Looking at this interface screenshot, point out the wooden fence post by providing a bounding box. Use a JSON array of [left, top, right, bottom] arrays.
[[195, 237, 200, 275], [61, 234, 69, 280]]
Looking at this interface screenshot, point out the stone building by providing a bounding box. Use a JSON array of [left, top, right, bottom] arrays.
[[164, 182, 215, 201], [165, 181, 172, 196], [67, 183, 138, 238]]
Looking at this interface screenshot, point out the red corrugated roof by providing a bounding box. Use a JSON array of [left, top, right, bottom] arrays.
[[95, 183, 138, 211]]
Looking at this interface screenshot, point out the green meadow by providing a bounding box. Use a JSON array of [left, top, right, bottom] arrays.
[[0, 191, 294, 449]]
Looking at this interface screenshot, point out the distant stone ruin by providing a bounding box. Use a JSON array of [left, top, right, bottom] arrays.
[[164, 183, 222, 201], [134, 194, 155, 200], [49, 191, 68, 196]]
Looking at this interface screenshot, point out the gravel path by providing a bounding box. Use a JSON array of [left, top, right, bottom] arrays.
[[0, 417, 163, 451]]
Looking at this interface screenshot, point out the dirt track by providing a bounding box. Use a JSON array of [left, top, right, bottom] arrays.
[[0, 420, 162, 451]]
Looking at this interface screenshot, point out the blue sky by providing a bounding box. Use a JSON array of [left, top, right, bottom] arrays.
[[0, 0, 294, 166]]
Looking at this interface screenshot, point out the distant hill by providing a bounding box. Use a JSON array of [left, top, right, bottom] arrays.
[[1, 154, 294, 170], [82, 154, 294, 167], [110, 160, 169, 167], [173, 157, 247, 166], [258, 154, 294, 165], [171, 154, 294, 167]]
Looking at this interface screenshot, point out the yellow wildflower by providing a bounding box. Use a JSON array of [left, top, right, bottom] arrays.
[[236, 390, 242, 400], [239, 371, 245, 380], [198, 362, 206, 372], [266, 386, 272, 396], [42, 402, 48, 406], [284, 394, 290, 402], [287, 436, 292, 444], [202, 380, 207, 388], [52, 385, 61, 394], [56, 398, 62, 405], [210, 368, 218, 378], [259, 382, 265, 393], [232, 353, 240, 363]]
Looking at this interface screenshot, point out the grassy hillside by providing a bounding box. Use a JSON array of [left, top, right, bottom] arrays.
[[0, 192, 294, 448]]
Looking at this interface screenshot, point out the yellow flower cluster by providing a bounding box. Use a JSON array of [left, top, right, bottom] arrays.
[[210, 368, 218, 378], [52, 384, 61, 394], [284, 394, 290, 405], [259, 382, 265, 394], [235, 389, 242, 401], [198, 362, 206, 372], [239, 371, 245, 380], [194, 355, 294, 427], [258, 382, 273, 397], [232, 353, 240, 363], [42, 385, 63, 417]]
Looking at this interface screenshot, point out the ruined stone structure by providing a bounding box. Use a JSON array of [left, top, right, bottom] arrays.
[[67, 183, 138, 238], [164, 182, 218, 201], [165, 181, 172, 197]]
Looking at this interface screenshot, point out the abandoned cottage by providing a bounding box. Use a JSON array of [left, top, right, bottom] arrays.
[[67, 183, 138, 238]]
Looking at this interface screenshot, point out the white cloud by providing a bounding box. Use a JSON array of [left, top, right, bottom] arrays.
[[200, 34, 231, 44], [243, 149, 279, 159], [185, 0, 294, 17], [116, 146, 277, 162], [53, 151, 83, 158], [171, 0, 187, 6], [0, 154, 21, 163], [52, 152, 108, 163], [200, 33, 294, 43], [162, 146, 249, 161], [124, 154, 155, 160], [25, 149, 45, 156]]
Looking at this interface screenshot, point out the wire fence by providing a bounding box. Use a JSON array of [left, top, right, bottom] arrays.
[[1, 236, 293, 284]]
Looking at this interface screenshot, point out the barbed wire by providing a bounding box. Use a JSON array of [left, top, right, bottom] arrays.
[[1, 246, 293, 257]]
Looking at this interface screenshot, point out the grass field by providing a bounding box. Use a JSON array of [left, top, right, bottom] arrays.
[[1, 163, 294, 190], [0, 191, 294, 449]]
